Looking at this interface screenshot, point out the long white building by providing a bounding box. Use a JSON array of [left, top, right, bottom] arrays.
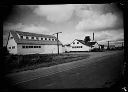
[[6, 31, 64, 55]]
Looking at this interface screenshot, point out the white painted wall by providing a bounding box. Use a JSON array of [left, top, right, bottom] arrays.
[[91, 43, 99, 49], [70, 40, 91, 51], [7, 33, 17, 54], [64, 46, 71, 52], [17, 44, 64, 55]]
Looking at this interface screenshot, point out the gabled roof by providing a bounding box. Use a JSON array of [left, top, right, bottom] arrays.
[[10, 30, 62, 45], [76, 39, 98, 47]]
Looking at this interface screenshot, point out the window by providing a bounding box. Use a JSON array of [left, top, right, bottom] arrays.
[[32, 37, 34, 39], [10, 37, 13, 39], [41, 38, 43, 40], [22, 46, 25, 48], [73, 42, 75, 44], [45, 38, 47, 40], [77, 42, 79, 44], [52, 39, 54, 41], [26, 46, 28, 48], [12, 46, 15, 49], [39, 46, 41, 48], [36, 37, 39, 40], [9, 47, 11, 49], [31, 46, 33, 48], [26, 36, 29, 39], [49, 38, 51, 41], [34, 46, 36, 48], [20, 36, 23, 39], [81, 46, 82, 48]]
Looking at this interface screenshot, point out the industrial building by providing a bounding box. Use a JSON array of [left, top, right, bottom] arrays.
[[6, 31, 64, 55]]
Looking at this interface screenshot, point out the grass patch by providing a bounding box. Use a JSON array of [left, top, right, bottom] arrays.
[[3, 53, 90, 74]]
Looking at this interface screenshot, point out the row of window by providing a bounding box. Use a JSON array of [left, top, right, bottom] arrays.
[[20, 35, 56, 41], [8, 46, 15, 49], [73, 42, 79, 44], [72, 46, 82, 48], [22, 45, 41, 48]]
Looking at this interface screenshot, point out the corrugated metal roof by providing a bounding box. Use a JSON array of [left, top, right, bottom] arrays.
[[76, 39, 97, 46], [10, 30, 63, 45]]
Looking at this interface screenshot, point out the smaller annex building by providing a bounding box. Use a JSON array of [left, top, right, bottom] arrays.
[[65, 39, 99, 52], [6, 31, 64, 55]]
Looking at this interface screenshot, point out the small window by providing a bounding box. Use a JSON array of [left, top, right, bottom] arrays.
[[36, 37, 39, 40], [73, 42, 75, 44], [10, 37, 13, 39], [32, 37, 34, 39], [39, 46, 41, 48], [29, 46, 31, 48], [34, 46, 36, 48], [12, 46, 15, 49], [9, 47, 11, 49], [81, 46, 82, 48], [41, 38, 43, 40], [26, 46, 28, 48], [77, 42, 79, 44], [20, 36, 23, 39], [52, 39, 54, 41], [26, 36, 29, 39], [22, 46, 25, 48], [45, 38, 47, 40], [31, 46, 33, 48], [49, 38, 51, 41], [73, 46, 75, 48]]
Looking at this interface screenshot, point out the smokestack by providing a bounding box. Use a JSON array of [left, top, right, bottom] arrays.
[[93, 32, 94, 40]]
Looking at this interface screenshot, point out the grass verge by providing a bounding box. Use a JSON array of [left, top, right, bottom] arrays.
[[3, 54, 90, 74]]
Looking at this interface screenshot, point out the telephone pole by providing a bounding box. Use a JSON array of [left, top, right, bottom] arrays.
[[122, 42, 124, 49], [107, 41, 110, 50], [53, 32, 62, 55]]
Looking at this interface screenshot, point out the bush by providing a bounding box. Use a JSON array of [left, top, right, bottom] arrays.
[[91, 48, 100, 52]]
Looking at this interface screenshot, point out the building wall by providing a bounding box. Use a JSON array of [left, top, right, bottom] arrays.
[[70, 40, 91, 51], [17, 44, 64, 55], [91, 43, 99, 49], [7, 33, 17, 54], [64, 46, 71, 52]]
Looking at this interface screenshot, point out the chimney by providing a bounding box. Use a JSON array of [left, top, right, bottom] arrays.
[[93, 32, 94, 40]]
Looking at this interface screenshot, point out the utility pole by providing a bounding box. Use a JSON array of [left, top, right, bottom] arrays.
[[122, 42, 124, 49], [53, 32, 62, 55], [107, 41, 110, 50]]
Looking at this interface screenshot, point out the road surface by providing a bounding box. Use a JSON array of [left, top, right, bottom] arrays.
[[5, 51, 124, 89]]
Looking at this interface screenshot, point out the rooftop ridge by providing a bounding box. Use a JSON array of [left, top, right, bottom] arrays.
[[9, 30, 63, 45], [11, 30, 56, 38]]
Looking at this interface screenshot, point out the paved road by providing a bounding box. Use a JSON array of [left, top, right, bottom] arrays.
[[6, 51, 124, 89]]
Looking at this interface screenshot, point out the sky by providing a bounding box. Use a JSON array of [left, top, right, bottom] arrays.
[[3, 4, 124, 46]]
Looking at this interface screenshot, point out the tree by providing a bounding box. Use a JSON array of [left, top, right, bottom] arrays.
[[84, 36, 91, 43]]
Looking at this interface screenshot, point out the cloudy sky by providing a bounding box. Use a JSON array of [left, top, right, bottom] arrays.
[[3, 4, 124, 46]]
